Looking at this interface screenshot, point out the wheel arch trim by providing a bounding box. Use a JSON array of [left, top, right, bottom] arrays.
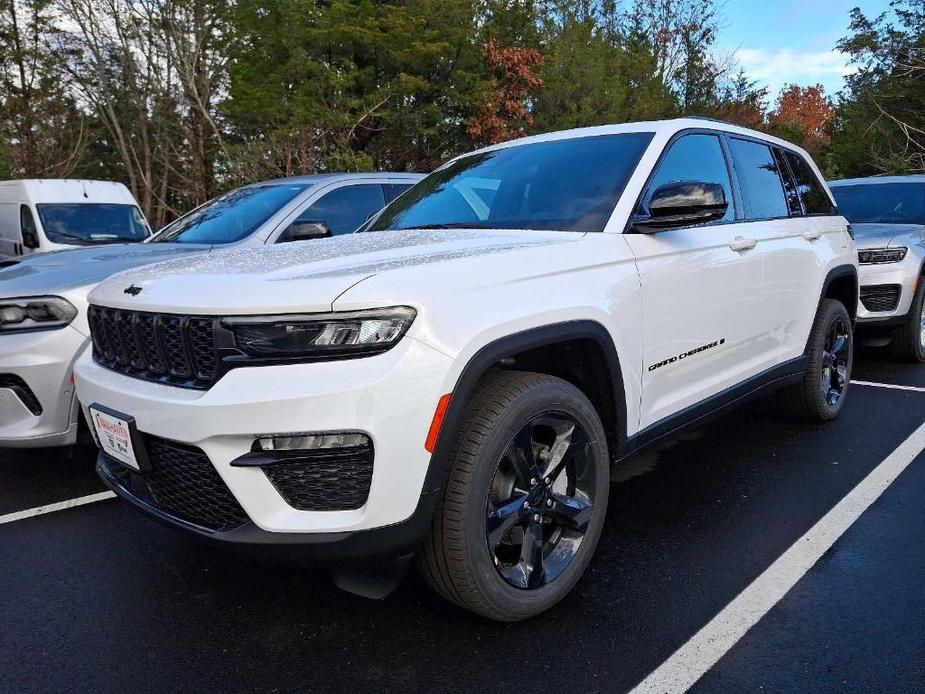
[[818, 263, 859, 325], [422, 320, 627, 497]]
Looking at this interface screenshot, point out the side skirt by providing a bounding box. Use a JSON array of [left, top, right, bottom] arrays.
[[617, 356, 808, 463]]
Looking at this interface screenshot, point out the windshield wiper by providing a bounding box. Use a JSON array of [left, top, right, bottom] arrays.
[[403, 222, 495, 230]]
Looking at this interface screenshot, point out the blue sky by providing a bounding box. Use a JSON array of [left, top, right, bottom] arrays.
[[717, 0, 892, 100]]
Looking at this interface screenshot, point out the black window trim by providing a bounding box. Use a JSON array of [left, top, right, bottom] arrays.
[[623, 127, 743, 234], [772, 145, 803, 217]]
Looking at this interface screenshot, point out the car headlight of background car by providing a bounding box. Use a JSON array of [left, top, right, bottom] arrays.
[[223, 306, 416, 361], [0, 296, 78, 333], [858, 247, 908, 264]]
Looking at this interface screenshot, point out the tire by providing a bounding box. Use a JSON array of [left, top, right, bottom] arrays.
[[779, 298, 853, 421], [420, 370, 610, 621], [891, 278, 925, 363]]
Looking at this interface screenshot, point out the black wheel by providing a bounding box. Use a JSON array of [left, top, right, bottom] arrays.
[[891, 278, 925, 363], [779, 298, 853, 421], [420, 371, 610, 621]]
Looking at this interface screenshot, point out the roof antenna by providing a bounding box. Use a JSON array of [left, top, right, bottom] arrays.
[[82, 181, 89, 198]]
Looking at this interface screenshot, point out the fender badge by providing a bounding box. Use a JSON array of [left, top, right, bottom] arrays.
[[124, 285, 143, 296]]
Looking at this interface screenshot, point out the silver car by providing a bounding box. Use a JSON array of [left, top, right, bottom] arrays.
[[0, 172, 423, 447], [829, 175, 925, 362]]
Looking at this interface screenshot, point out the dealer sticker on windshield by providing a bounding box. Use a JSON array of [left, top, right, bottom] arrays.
[[89, 405, 140, 471]]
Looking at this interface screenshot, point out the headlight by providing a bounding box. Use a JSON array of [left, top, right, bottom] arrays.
[[858, 247, 908, 264], [0, 296, 77, 333], [223, 307, 416, 360]]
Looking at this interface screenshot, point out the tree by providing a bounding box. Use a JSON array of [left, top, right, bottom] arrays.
[[830, 1, 925, 175], [768, 84, 836, 154], [714, 70, 767, 129], [468, 40, 543, 146], [56, 0, 229, 225], [0, 0, 86, 178]]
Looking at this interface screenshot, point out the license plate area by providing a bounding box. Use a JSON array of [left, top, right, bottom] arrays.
[[89, 404, 150, 472]]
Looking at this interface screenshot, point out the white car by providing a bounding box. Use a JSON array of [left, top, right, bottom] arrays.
[[0, 173, 421, 448], [828, 176, 925, 361], [0, 179, 151, 261], [75, 119, 858, 620]]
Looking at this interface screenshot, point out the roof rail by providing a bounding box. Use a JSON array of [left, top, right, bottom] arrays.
[[684, 115, 737, 126]]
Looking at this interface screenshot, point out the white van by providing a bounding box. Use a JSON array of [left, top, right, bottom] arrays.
[[0, 179, 150, 261]]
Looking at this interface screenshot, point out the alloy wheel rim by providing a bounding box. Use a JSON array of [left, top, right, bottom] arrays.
[[820, 316, 851, 407], [485, 413, 596, 590]]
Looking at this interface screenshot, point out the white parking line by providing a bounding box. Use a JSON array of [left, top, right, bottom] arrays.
[[629, 418, 925, 694], [851, 380, 925, 393], [0, 491, 115, 526]]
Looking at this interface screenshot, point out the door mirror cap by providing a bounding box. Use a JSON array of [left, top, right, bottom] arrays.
[[285, 220, 332, 242], [633, 181, 728, 233]]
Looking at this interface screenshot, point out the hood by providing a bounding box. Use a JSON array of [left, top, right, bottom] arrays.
[[0, 243, 211, 297], [89, 229, 578, 314], [851, 223, 925, 249]]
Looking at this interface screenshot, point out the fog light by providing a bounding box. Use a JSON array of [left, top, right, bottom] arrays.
[[254, 432, 369, 451]]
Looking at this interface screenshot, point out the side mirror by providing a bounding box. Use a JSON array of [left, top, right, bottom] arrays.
[[20, 206, 40, 249], [284, 220, 332, 242], [633, 181, 728, 233]]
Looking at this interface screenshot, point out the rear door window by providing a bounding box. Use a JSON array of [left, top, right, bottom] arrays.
[[729, 138, 789, 220], [783, 150, 835, 215]]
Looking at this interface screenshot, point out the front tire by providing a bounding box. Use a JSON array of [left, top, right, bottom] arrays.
[[420, 371, 610, 621], [779, 298, 853, 421], [892, 278, 925, 363]]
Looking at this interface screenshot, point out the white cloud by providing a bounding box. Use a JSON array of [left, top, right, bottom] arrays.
[[732, 47, 858, 98]]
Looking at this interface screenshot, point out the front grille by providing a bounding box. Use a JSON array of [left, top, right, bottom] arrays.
[[0, 374, 42, 415], [262, 444, 374, 512], [860, 284, 901, 313], [88, 306, 221, 389], [101, 435, 249, 532]]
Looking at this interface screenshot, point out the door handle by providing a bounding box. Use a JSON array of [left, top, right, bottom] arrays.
[[729, 236, 758, 252], [803, 230, 822, 241]]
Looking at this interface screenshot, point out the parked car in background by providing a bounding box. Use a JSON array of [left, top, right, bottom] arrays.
[[0, 172, 423, 448], [75, 119, 857, 620], [0, 179, 151, 262], [828, 176, 925, 361]]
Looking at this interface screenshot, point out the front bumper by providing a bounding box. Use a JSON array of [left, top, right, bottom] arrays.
[[857, 252, 923, 324], [96, 454, 439, 564], [74, 336, 453, 545], [0, 326, 87, 448]]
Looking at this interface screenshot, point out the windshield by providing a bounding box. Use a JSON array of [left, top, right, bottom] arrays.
[[369, 133, 654, 233], [151, 183, 311, 244], [830, 183, 925, 225], [36, 204, 150, 245]]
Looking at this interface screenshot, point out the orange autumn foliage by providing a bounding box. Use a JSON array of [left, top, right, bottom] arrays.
[[468, 40, 543, 147], [769, 84, 836, 153]]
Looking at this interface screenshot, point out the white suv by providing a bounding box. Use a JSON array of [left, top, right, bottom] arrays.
[[828, 176, 925, 361], [75, 119, 858, 621]]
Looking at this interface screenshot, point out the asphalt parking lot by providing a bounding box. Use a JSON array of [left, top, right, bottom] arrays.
[[1, 351, 923, 693]]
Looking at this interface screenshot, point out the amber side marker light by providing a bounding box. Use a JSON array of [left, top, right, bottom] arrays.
[[425, 394, 452, 453]]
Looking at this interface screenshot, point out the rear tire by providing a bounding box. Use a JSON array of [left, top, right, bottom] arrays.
[[891, 279, 925, 363], [420, 370, 610, 621], [779, 299, 853, 421]]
